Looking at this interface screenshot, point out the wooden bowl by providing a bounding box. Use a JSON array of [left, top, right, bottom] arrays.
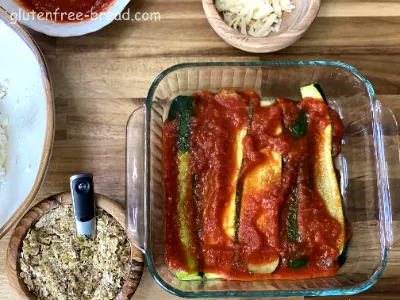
[[202, 0, 321, 53], [6, 192, 144, 300]]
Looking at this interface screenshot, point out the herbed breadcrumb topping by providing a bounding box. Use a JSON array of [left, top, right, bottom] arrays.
[[19, 205, 131, 300]]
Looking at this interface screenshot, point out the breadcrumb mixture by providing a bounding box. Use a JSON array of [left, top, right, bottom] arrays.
[[19, 206, 131, 300]]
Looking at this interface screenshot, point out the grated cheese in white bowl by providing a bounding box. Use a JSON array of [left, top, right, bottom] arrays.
[[215, 0, 295, 37]]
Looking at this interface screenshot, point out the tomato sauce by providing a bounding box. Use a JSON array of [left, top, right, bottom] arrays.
[[16, 0, 115, 23], [163, 89, 346, 279]]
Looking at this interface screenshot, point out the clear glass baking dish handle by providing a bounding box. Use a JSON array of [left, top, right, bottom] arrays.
[[374, 100, 400, 248], [126, 105, 147, 253]]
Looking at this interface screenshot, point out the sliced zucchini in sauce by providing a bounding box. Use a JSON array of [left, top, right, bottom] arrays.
[[237, 101, 283, 273], [177, 152, 197, 271], [170, 96, 200, 275], [239, 149, 282, 273], [204, 271, 231, 280], [204, 273, 223, 279], [209, 95, 249, 278], [300, 83, 328, 103], [289, 257, 308, 269], [248, 257, 280, 274], [242, 149, 282, 195], [222, 128, 247, 240], [289, 111, 307, 138], [241, 104, 283, 199], [260, 99, 276, 107], [176, 271, 202, 280], [300, 84, 345, 253], [286, 185, 299, 242], [259, 99, 282, 136], [286, 177, 308, 269]]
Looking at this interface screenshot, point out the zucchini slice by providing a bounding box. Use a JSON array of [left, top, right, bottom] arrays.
[[259, 100, 282, 136], [260, 99, 276, 107], [289, 257, 308, 269], [222, 128, 247, 240], [206, 96, 250, 278], [204, 273, 223, 279], [239, 148, 282, 273], [287, 185, 299, 242], [289, 111, 307, 138], [300, 84, 345, 252], [176, 271, 202, 281], [242, 149, 282, 195], [300, 83, 327, 103], [209, 97, 249, 278], [248, 257, 280, 274], [238, 103, 283, 273], [177, 152, 197, 271], [170, 96, 200, 275]]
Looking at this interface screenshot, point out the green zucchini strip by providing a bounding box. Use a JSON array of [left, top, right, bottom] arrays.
[[239, 148, 282, 273], [177, 152, 197, 271], [286, 179, 310, 269], [289, 258, 308, 269], [238, 102, 283, 274], [287, 185, 299, 242], [289, 111, 307, 138], [222, 128, 247, 240], [206, 129, 247, 280], [170, 96, 201, 280], [300, 84, 345, 252], [176, 271, 202, 281], [207, 97, 249, 279]]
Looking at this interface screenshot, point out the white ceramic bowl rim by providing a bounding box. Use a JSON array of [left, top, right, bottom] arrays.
[[0, 0, 131, 37]]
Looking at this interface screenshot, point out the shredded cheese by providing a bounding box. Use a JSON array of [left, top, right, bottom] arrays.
[[215, 0, 295, 37]]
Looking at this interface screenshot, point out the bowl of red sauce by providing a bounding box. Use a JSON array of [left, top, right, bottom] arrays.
[[126, 61, 400, 297], [1, 0, 130, 36]]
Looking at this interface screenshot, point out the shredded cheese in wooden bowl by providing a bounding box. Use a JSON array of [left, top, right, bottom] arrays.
[[215, 0, 295, 37]]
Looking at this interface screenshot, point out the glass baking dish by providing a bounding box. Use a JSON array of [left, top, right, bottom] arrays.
[[126, 61, 400, 297]]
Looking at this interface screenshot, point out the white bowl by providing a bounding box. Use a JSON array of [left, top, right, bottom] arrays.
[[0, 7, 54, 238], [0, 0, 130, 37]]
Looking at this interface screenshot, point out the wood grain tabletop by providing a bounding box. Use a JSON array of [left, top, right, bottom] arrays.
[[1, 0, 400, 299]]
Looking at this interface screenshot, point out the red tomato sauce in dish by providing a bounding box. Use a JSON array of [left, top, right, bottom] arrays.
[[16, 0, 115, 23], [163, 89, 346, 280]]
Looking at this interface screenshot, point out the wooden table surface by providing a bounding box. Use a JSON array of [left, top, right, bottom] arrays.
[[1, 0, 400, 299]]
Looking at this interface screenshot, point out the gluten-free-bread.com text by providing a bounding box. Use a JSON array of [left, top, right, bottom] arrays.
[[9, 8, 161, 24]]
